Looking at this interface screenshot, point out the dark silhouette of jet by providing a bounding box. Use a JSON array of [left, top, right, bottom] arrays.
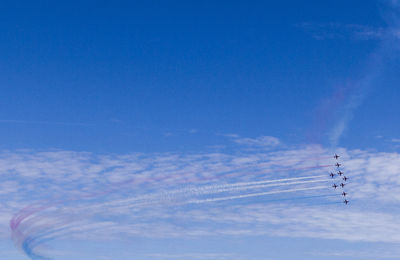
[[343, 176, 348, 181], [344, 199, 349, 205], [337, 170, 344, 176], [334, 154, 340, 160], [342, 192, 347, 197], [330, 172, 335, 178], [340, 183, 346, 188], [332, 184, 338, 189], [335, 162, 341, 168]]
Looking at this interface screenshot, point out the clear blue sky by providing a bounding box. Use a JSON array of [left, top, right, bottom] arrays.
[[1, 0, 398, 153], [1, 1, 400, 260]]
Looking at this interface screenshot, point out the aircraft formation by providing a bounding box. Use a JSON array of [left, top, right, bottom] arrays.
[[330, 154, 349, 205]]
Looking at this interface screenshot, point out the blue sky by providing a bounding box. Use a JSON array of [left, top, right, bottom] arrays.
[[1, 1, 400, 259]]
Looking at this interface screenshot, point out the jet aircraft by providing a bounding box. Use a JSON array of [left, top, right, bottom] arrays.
[[344, 199, 349, 205], [334, 154, 340, 159], [340, 183, 346, 188], [335, 162, 341, 167], [332, 184, 338, 189], [343, 176, 348, 181], [342, 192, 347, 196], [329, 172, 335, 178], [337, 170, 344, 176]]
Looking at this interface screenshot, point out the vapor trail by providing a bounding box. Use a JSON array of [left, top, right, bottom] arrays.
[[185, 178, 330, 197], [94, 181, 331, 210], [198, 164, 334, 185], [80, 175, 329, 210], [11, 170, 334, 260], [188, 186, 327, 204], [195, 174, 327, 189], [12, 173, 329, 239]]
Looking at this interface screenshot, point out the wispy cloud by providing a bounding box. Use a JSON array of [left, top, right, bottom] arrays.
[[306, 3, 400, 148], [222, 134, 280, 148], [309, 248, 400, 259], [0, 119, 92, 126], [144, 252, 237, 259], [298, 22, 387, 40], [2, 143, 400, 259]]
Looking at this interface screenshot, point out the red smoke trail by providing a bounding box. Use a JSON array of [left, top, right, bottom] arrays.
[[307, 81, 355, 145]]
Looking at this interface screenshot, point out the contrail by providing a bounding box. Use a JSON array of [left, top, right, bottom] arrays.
[[11, 173, 333, 260], [188, 186, 328, 204], [194, 164, 334, 185], [102, 184, 329, 208], [13, 182, 331, 260], [11, 174, 330, 223], [194, 174, 327, 189], [12, 175, 331, 227], [186, 179, 330, 196], [117, 164, 335, 192], [19, 184, 336, 258], [77, 175, 329, 210], [87, 178, 331, 212], [53, 164, 333, 206]]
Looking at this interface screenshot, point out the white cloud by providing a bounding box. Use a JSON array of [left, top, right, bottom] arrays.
[[2, 144, 400, 259], [309, 248, 400, 259], [223, 135, 280, 148], [233, 136, 280, 147], [298, 22, 386, 40], [144, 253, 237, 259]]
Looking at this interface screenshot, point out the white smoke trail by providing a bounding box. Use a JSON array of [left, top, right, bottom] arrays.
[[82, 175, 328, 210], [22, 181, 331, 243], [188, 175, 326, 191], [185, 178, 329, 196], [188, 186, 328, 204], [78, 179, 330, 215], [15, 183, 331, 260], [15, 176, 332, 259], [112, 178, 330, 210]]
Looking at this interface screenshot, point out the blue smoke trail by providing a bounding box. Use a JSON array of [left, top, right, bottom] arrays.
[[22, 237, 53, 260], [21, 225, 74, 260]]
